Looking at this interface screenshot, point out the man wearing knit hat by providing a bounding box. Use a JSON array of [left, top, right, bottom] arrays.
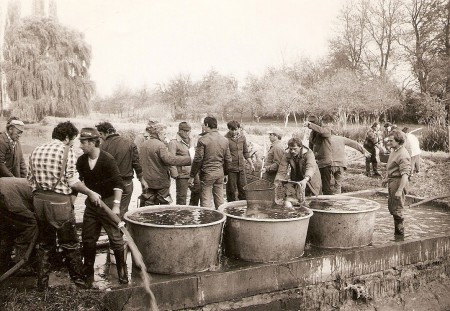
[[140, 121, 192, 206], [168, 122, 200, 205], [0, 117, 27, 178]]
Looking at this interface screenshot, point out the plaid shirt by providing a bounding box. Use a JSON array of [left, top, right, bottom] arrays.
[[28, 139, 80, 194]]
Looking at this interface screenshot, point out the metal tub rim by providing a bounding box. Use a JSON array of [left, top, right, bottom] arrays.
[[218, 200, 313, 223], [307, 195, 380, 214], [124, 205, 226, 228]]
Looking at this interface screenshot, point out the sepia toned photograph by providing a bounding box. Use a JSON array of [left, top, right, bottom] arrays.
[[1, 0, 450, 310]]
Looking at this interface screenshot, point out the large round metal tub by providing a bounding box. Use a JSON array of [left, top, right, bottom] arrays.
[[219, 200, 313, 263], [306, 195, 380, 249], [124, 205, 226, 274]]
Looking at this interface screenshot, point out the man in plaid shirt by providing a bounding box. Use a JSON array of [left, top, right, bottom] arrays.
[[28, 121, 101, 291]]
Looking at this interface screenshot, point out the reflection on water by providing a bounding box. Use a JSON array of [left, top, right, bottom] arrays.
[[307, 197, 379, 211], [368, 193, 450, 245], [76, 182, 450, 287], [224, 204, 311, 219], [127, 208, 223, 225]]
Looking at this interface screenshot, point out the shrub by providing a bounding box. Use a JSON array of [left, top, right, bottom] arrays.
[[336, 124, 368, 143], [421, 125, 449, 152]]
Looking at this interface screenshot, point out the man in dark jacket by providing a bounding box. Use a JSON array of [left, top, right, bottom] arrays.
[[140, 122, 192, 206], [224, 120, 254, 202], [96, 122, 148, 218], [188, 116, 232, 209], [363, 122, 382, 176], [168, 122, 200, 205], [0, 178, 37, 276], [76, 127, 128, 287], [305, 115, 332, 194], [0, 117, 27, 178]]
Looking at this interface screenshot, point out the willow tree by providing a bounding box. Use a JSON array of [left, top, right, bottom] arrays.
[[2, 16, 94, 121]]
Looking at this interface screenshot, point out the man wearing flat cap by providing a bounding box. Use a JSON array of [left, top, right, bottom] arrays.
[[261, 126, 285, 183], [0, 117, 27, 178], [76, 127, 128, 287], [140, 121, 192, 206], [168, 122, 200, 205]]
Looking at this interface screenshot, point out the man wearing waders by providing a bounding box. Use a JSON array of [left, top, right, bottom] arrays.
[[382, 130, 411, 237], [363, 122, 383, 177], [76, 127, 128, 287], [28, 121, 101, 290]]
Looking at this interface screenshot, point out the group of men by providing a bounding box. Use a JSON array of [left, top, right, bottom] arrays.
[[0, 113, 418, 290], [0, 118, 144, 289]]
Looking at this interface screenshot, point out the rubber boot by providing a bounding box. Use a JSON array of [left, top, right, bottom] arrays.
[[372, 163, 381, 176], [365, 161, 371, 176], [394, 219, 404, 236], [14, 244, 37, 277], [0, 239, 14, 275], [113, 249, 129, 284], [82, 244, 97, 289], [63, 248, 87, 289], [37, 248, 51, 291]]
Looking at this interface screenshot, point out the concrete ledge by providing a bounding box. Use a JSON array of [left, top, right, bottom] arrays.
[[103, 235, 450, 310]]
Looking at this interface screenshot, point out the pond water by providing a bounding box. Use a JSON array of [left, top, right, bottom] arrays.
[[223, 204, 311, 219], [127, 208, 223, 226], [307, 197, 379, 212]]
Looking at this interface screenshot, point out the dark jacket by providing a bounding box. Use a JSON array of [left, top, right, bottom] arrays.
[[275, 146, 321, 195], [76, 150, 124, 199], [308, 123, 332, 168], [0, 132, 27, 178], [140, 136, 191, 189], [168, 133, 193, 179], [0, 177, 34, 219], [100, 133, 143, 180], [225, 132, 250, 172], [190, 129, 232, 180]]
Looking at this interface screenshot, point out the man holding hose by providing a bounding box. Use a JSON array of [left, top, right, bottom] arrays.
[[76, 127, 128, 287]]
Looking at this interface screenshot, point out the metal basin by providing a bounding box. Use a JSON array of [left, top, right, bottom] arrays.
[[124, 205, 226, 274], [219, 200, 313, 263], [306, 195, 380, 249]]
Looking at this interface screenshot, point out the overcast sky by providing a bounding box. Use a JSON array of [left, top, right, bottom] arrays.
[[21, 0, 346, 96]]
